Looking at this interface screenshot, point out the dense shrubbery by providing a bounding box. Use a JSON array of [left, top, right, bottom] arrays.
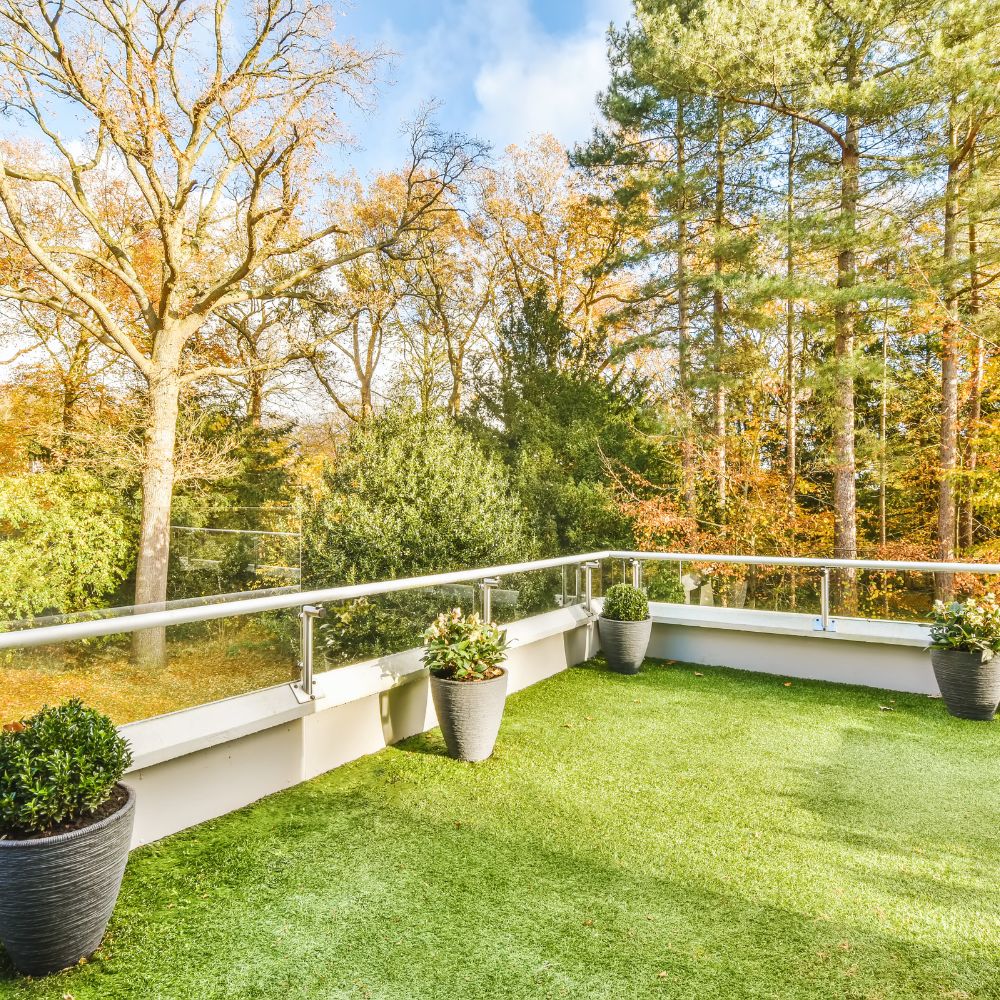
[[304, 408, 532, 585], [0, 469, 136, 621], [305, 410, 535, 660], [0, 699, 132, 836], [472, 288, 652, 555]]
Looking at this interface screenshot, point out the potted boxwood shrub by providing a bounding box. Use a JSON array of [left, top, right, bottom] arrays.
[[0, 699, 134, 976], [928, 594, 1000, 721], [423, 608, 510, 762], [599, 583, 651, 675]]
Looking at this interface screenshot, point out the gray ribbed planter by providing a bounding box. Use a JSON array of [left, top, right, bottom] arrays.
[[430, 668, 508, 762], [599, 616, 652, 674], [931, 649, 1000, 722], [0, 784, 135, 976]]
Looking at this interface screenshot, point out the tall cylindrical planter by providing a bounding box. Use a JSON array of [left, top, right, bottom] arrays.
[[599, 616, 652, 675], [430, 669, 508, 762], [0, 784, 135, 976], [930, 649, 1000, 722]]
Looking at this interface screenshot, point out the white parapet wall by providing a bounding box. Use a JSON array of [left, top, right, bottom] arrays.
[[120, 599, 940, 848], [122, 605, 599, 848], [646, 603, 938, 696]]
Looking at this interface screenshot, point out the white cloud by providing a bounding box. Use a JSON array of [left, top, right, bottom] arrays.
[[470, 0, 630, 152], [334, 0, 632, 174]]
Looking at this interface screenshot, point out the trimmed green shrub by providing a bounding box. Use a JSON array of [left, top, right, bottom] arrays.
[[0, 699, 133, 836], [422, 609, 509, 681], [602, 583, 649, 622]]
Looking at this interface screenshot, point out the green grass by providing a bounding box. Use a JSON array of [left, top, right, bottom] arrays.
[[2, 658, 999, 1000]]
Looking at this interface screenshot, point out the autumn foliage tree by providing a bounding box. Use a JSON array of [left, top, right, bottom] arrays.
[[0, 0, 480, 662]]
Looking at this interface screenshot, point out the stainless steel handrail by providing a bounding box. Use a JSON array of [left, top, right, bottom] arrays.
[[609, 551, 1000, 574], [0, 551, 610, 651], [3, 548, 998, 653]]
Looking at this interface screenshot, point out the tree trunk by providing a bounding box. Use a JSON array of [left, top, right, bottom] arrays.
[[676, 97, 697, 519], [785, 119, 799, 608], [959, 155, 981, 551], [448, 360, 462, 418], [832, 110, 860, 612], [247, 374, 264, 428], [61, 334, 90, 440], [880, 322, 888, 549], [353, 314, 376, 422], [713, 102, 727, 518], [936, 111, 961, 600], [132, 351, 182, 667], [785, 119, 798, 513]]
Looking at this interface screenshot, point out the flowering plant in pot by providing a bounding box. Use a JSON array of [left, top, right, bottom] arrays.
[[423, 608, 510, 761], [599, 584, 651, 674], [928, 594, 1000, 721], [0, 699, 134, 976]]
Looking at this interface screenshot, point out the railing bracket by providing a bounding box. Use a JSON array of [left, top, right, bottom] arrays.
[[294, 604, 327, 702]]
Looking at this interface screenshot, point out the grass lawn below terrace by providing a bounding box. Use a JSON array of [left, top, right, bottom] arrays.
[[1, 658, 998, 1000]]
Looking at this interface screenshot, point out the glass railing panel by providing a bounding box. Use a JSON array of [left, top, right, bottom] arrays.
[[315, 565, 589, 667], [637, 558, 823, 616], [1, 607, 299, 727], [642, 558, 685, 603], [316, 585, 477, 670], [833, 568, 998, 623], [482, 566, 569, 626], [169, 525, 302, 598]]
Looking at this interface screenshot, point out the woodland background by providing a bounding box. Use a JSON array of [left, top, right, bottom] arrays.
[[1, 0, 999, 654]]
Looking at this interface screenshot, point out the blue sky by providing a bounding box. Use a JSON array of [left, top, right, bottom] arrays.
[[334, 0, 631, 175]]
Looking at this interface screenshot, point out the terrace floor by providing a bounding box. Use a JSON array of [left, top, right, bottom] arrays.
[[2, 659, 998, 1000]]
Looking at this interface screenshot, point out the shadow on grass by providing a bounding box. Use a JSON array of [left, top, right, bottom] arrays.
[[392, 728, 450, 758]]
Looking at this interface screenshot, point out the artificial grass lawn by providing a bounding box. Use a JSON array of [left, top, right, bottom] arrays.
[[2, 658, 998, 1000]]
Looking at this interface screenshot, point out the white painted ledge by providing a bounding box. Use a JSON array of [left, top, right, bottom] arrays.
[[646, 601, 938, 696], [649, 602, 930, 647]]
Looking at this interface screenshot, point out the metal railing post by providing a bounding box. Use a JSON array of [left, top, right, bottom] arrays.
[[582, 561, 601, 613], [815, 568, 831, 632], [630, 558, 642, 590], [480, 577, 500, 622], [296, 604, 326, 701]]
